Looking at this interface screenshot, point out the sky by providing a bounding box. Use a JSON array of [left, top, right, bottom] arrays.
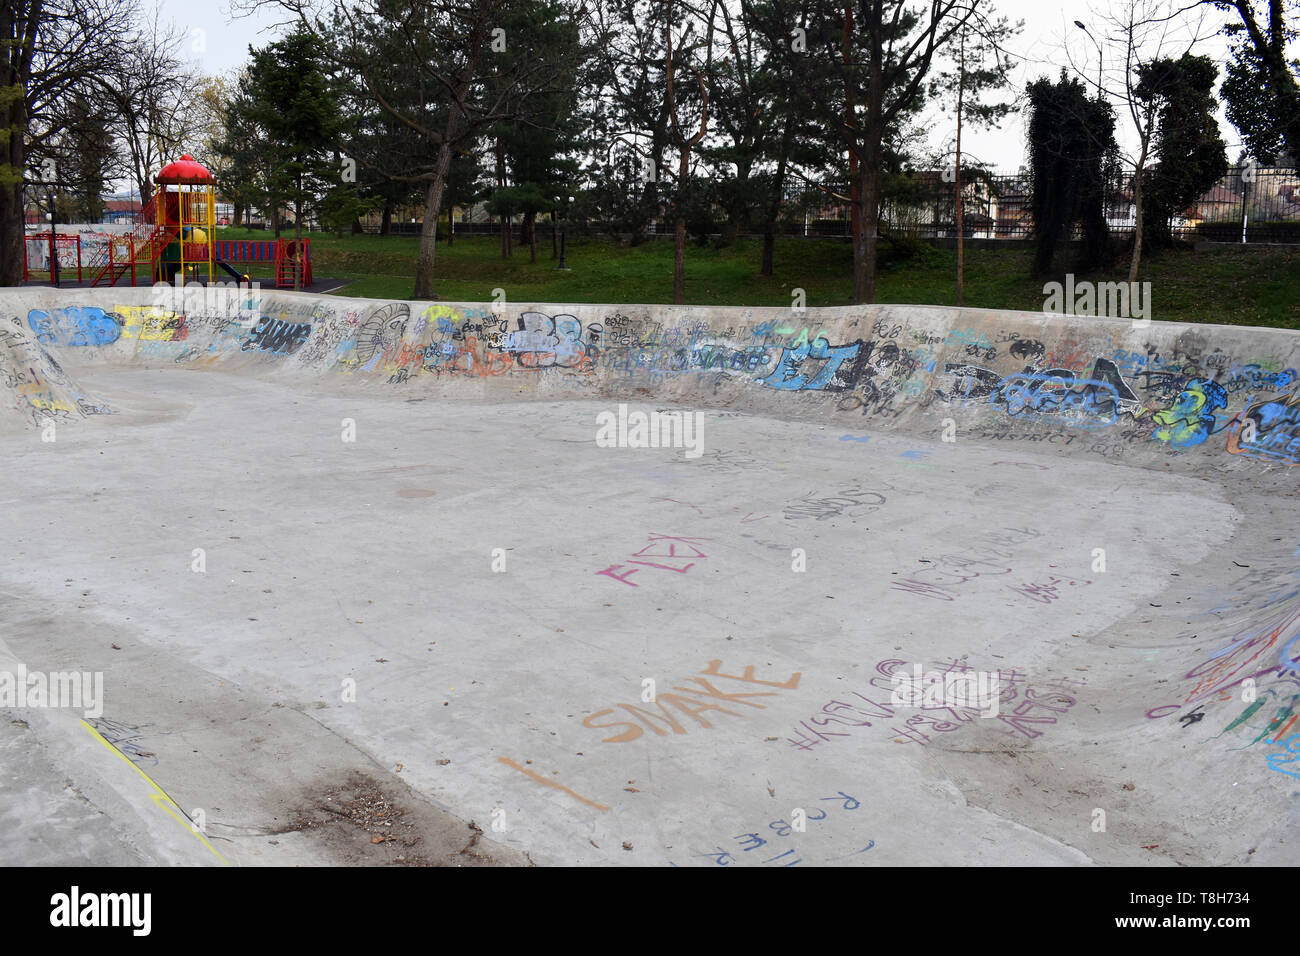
[[159, 0, 1272, 174]]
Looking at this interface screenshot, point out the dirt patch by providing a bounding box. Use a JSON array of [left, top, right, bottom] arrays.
[[284, 772, 526, 867]]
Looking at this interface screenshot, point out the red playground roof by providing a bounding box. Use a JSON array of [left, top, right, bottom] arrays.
[[156, 154, 214, 185]]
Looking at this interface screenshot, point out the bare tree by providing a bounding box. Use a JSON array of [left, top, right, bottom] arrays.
[[106, 10, 205, 201], [1066, 0, 1215, 281], [931, 6, 1019, 304]]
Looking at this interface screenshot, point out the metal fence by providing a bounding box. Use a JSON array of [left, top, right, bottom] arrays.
[[791, 165, 1300, 243], [208, 164, 1300, 244]]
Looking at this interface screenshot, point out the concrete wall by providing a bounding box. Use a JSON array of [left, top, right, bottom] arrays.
[[3, 286, 1298, 482]]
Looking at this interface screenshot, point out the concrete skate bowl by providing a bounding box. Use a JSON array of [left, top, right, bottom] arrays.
[[2, 285, 1298, 867]]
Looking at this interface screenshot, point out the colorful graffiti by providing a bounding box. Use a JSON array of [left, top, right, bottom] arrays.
[[1146, 540, 1300, 782], [2, 317, 112, 423], [115, 306, 187, 342], [1266, 734, 1300, 779], [1152, 379, 1228, 448], [758, 336, 864, 391], [353, 303, 409, 365], [1228, 390, 1300, 464], [489, 311, 600, 370], [934, 357, 1146, 428], [27, 307, 122, 347], [8, 293, 1300, 477]]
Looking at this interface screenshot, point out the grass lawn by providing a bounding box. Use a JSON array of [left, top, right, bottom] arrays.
[[214, 227, 1300, 329]]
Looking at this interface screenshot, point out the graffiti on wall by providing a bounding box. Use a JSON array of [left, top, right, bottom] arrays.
[[1228, 390, 1300, 464], [242, 316, 313, 355], [2, 317, 112, 423], [27, 307, 122, 347], [115, 306, 187, 342], [934, 357, 1146, 429], [1146, 541, 1300, 778], [12, 290, 1300, 471], [1152, 379, 1228, 448]]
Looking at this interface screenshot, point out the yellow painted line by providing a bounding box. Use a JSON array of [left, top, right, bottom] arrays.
[[80, 720, 230, 865]]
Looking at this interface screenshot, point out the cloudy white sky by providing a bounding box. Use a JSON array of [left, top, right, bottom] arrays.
[[162, 0, 1269, 172]]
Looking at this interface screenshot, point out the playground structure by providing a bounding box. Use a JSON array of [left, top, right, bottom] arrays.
[[22, 153, 311, 289]]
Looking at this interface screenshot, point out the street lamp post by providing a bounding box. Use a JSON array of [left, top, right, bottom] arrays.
[[1074, 21, 1103, 98], [556, 230, 570, 271], [47, 190, 59, 287], [555, 196, 571, 271]]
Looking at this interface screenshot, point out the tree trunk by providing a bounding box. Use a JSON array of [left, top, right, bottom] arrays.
[[1129, 144, 1148, 284], [295, 174, 304, 291], [673, 216, 687, 303], [380, 201, 392, 236], [447, 200, 454, 246], [854, 141, 882, 304], [759, 122, 794, 279], [496, 135, 508, 259], [0, 98, 31, 287], [843, 6, 861, 248], [413, 143, 454, 299], [0, 183, 23, 287], [527, 212, 537, 263], [551, 211, 558, 259], [0, 2, 36, 285], [673, 145, 690, 303], [0, 118, 25, 285]]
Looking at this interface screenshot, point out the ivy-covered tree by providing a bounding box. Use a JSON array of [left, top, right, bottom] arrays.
[[1026, 71, 1119, 277], [1134, 53, 1228, 248]]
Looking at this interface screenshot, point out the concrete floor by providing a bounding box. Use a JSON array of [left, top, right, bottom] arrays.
[[3, 364, 1296, 866]]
